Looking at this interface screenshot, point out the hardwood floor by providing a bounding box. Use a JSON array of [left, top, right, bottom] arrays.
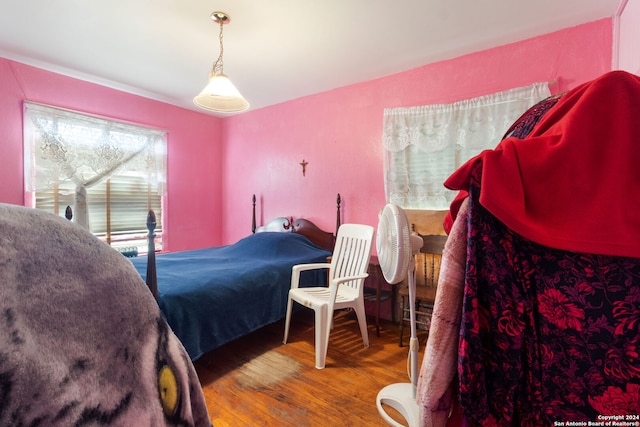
[[194, 309, 427, 427]]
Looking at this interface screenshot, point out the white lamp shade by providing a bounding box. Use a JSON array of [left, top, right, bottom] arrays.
[[193, 73, 250, 113]]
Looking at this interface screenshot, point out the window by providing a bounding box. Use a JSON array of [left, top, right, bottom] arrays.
[[382, 83, 551, 210], [24, 102, 167, 253]]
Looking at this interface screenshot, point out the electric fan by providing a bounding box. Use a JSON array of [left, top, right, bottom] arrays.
[[376, 204, 424, 427]]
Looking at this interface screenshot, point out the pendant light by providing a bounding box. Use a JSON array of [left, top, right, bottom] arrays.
[[193, 11, 249, 113]]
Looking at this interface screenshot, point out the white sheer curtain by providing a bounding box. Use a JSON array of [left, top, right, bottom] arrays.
[[24, 102, 167, 229], [382, 82, 551, 210]]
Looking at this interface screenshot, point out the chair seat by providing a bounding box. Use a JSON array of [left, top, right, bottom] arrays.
[[397, 284, 437, 302], [290, 286, 359, 309]]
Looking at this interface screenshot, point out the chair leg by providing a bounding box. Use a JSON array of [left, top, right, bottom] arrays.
[[353, 301, 369, 348], [283, 296, 293, 344], [315, 305, 329, 369]]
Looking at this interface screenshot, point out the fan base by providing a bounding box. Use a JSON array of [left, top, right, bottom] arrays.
[[376, 382, 419, 427]]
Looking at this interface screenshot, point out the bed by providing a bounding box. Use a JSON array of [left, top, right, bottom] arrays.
[[130, 194, 341, 361]]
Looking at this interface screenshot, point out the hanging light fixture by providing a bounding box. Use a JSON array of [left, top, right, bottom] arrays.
[[193, 11, 249, 113]]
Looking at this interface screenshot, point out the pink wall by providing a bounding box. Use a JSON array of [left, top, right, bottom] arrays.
[[0, 19, 615, 252], [0, 59, 223, 252], [221, 19, 614, 245], [617, 0, 640, 73]]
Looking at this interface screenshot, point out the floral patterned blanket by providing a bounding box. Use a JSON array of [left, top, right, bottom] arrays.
[[421, 71, 640, 426], [457, 175, 640, 425]]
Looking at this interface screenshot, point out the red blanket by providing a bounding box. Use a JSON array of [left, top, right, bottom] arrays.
[[444, 70, 640, 258]]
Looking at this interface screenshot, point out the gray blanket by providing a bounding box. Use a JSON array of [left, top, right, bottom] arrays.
[[0, 203, 211, 426]]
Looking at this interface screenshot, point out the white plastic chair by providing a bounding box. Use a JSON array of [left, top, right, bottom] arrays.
[[283, 223, 374, 369]]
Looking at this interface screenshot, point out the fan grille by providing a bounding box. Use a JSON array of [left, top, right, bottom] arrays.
[[376, 204, 412, 284]]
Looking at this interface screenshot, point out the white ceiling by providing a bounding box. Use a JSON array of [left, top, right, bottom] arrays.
[[0, 0, 621, 116]]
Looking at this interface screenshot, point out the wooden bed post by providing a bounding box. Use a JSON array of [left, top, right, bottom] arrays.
[[146, 210, 158, 300], [252, 194, 257, 233], [336, 193, 341, 235]]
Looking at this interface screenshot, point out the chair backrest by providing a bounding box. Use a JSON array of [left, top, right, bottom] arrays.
[[416, 234, 447, 289], [328, 223, 375, 294]]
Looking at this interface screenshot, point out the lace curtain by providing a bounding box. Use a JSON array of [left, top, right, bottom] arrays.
[[382, 82, 551, 210], [24, 102, 167, 228]]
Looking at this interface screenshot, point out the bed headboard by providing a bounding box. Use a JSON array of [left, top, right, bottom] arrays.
[[252, 193, 341, 251], [292, 218, 335, 252], [293, 193, 341, 252]]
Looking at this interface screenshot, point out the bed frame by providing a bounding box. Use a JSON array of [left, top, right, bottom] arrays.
[[144, 193, 342, 300]]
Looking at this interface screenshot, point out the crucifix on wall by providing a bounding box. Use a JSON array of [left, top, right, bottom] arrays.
[[299, 159, 308, 176]]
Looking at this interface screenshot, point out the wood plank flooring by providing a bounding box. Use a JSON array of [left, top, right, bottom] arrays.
[[194, 309, 427, 427]]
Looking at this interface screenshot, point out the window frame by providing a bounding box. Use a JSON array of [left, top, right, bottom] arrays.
[[23, 102, 166, 254]]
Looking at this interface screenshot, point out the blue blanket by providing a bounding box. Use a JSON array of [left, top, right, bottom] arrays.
[[131, 232, 331, 360]]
